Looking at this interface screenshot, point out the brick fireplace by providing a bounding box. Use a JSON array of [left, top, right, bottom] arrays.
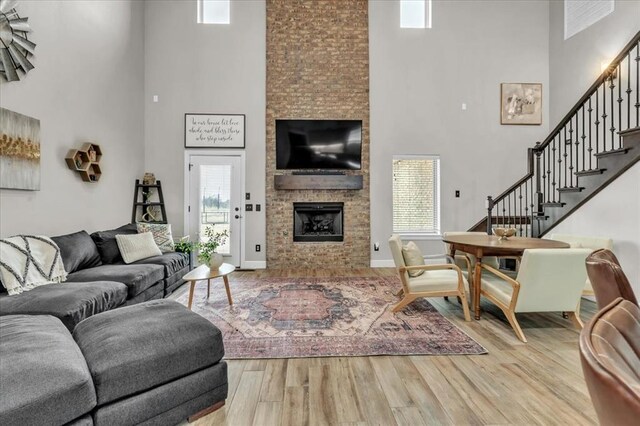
[[265, 0, 370, 268]]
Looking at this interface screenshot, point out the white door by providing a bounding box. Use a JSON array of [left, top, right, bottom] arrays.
[[188, 155, 243, 267]]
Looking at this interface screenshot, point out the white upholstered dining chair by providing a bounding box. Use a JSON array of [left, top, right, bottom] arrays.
[[480, 248, 592, 342], [545, 233, 613, 296], [389, 235, 471, 321]]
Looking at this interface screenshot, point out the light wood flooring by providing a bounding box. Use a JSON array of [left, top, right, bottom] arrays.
[[171, 268, 597, 426]]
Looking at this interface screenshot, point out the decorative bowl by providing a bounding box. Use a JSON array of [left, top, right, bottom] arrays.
[[494, 227, 517, 240]]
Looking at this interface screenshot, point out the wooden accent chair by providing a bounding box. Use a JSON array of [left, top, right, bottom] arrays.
[[388, 235, 470, 321], [580, 298, 640, 425], [546, 233, 613, 296], [479, 248, 592, 342], [586, 248, 637, 309]]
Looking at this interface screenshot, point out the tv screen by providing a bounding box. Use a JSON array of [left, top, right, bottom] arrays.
[[276, 119, 362, 170]]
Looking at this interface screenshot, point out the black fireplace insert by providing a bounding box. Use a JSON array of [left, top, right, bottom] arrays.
[[293, 202, 344, 242]]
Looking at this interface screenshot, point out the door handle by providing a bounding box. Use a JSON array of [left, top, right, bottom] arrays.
[[235, 215, 242, 219], [235, 207, 240, 212]]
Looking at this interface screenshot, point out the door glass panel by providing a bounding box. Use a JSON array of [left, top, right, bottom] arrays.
[[199, 165, 231, 255]]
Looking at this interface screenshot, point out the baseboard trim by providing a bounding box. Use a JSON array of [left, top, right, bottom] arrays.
[[370, 260, 395, 268], [242, 261, 267, 269]]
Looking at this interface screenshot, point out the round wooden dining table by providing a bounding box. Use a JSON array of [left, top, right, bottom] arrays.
[[442, 234, 570, 319]]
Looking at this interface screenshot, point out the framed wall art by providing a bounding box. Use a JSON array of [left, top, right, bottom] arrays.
[[500, 83, 542, 125], [0, 107, 40, 190], [184, 113, 245, 148]]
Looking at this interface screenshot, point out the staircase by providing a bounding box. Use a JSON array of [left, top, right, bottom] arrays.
[[470, 31, 640, 238]]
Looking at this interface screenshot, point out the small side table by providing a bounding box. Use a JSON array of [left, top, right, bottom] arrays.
[[182, 263, 236, 309]]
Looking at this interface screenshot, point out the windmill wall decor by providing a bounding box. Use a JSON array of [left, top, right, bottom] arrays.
[[0, 0, 36, 82]]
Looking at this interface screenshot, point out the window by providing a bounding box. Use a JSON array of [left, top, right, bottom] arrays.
[[197, 0, 230, 25], [400, 0, 432, 29], [564, 0, 614, 40], [393, 156, 440, 236]]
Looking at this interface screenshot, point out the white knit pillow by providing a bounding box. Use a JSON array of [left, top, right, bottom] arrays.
[[115, 232, 162, 264]]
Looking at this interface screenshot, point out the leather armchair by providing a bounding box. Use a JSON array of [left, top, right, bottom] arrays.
[[580, 298, 640, 425], [585, 248, 637, 309]]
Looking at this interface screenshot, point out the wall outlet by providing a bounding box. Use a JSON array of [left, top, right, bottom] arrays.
[[245, 204, 253, 211], [255, 244, 261, 252], [374, 243, 380, 251], [255, 204, 261, 212], [455, 190, 460, 198]]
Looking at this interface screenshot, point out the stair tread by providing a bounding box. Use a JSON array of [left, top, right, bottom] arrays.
[[595, 147, 631, 157], [557, 186, 585, 192], [575, 168, 607, 176], [541, 202, 566, 207]]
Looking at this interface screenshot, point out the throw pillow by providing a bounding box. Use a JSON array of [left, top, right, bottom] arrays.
[[402, 241, 426, 277], [0, 235, 67, 295], [91, 223, 138, 264], [51, 230, 102, 273], [115, 232, 162, 264], [136, 223, 175, 253]]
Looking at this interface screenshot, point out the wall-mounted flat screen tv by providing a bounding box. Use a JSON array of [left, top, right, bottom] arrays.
[[276, 119, 362, 170]]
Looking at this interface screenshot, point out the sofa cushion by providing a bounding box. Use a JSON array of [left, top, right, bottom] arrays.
[[73, 300, 225, 406], [0, 281, 127, 331], [66, 264, 164, 299], [90, 223, 137, 264], [0, 315, 97, 426], [130, 252, 189, 278], [51, 230, 102, 273]]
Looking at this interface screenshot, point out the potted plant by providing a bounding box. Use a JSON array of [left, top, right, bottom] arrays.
[[174, 236, 196, 255], [197, 226, 229, 269], [173, 236, 195, 269]]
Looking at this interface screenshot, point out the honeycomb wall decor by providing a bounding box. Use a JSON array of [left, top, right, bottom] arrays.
[[65, 142, 102, 183]]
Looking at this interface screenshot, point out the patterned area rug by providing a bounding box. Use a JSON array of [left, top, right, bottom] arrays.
[[176, 276, 487, 358]]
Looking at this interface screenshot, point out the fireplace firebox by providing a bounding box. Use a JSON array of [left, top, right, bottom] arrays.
[[293, 202, 344, 242]]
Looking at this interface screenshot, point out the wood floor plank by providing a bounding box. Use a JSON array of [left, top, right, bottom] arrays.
[[431, 356, 510, 425], [252, 402, 282, 426], [411, 356, 484, 425], [308, 364, 338, 425], [401, 377, 452, 425], [226, 370, 264, 426], [391, 406, 427, 426], [328, 358, 365, 423], [347, 357, 398, 426], [281, 386, 309, 426], [369, 356, 414, 408], [285, 357, 310, 387], [260, 359, 288, 402]]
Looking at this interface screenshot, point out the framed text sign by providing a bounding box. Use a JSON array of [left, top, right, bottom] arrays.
[[184, 113, 245, 148]]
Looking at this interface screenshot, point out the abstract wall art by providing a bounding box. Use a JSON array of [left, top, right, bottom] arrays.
[[0, 107, 41, 190]]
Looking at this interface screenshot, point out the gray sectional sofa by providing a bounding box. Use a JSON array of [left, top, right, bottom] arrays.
[[0, 301, 228, 426], [0, 224, 227, 425], [0, 223, 190, 330]]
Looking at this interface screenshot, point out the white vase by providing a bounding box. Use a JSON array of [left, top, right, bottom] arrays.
[[208, 253, 224, 270]]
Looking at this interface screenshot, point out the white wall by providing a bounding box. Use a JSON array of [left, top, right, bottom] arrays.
[[547, 0, 640, 293], [369, 0, 551, 263], [550, 162, 640, 293], [549, 0, 640, 124], [144, 0, 266, 263], [0, 1, 145, 237]]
